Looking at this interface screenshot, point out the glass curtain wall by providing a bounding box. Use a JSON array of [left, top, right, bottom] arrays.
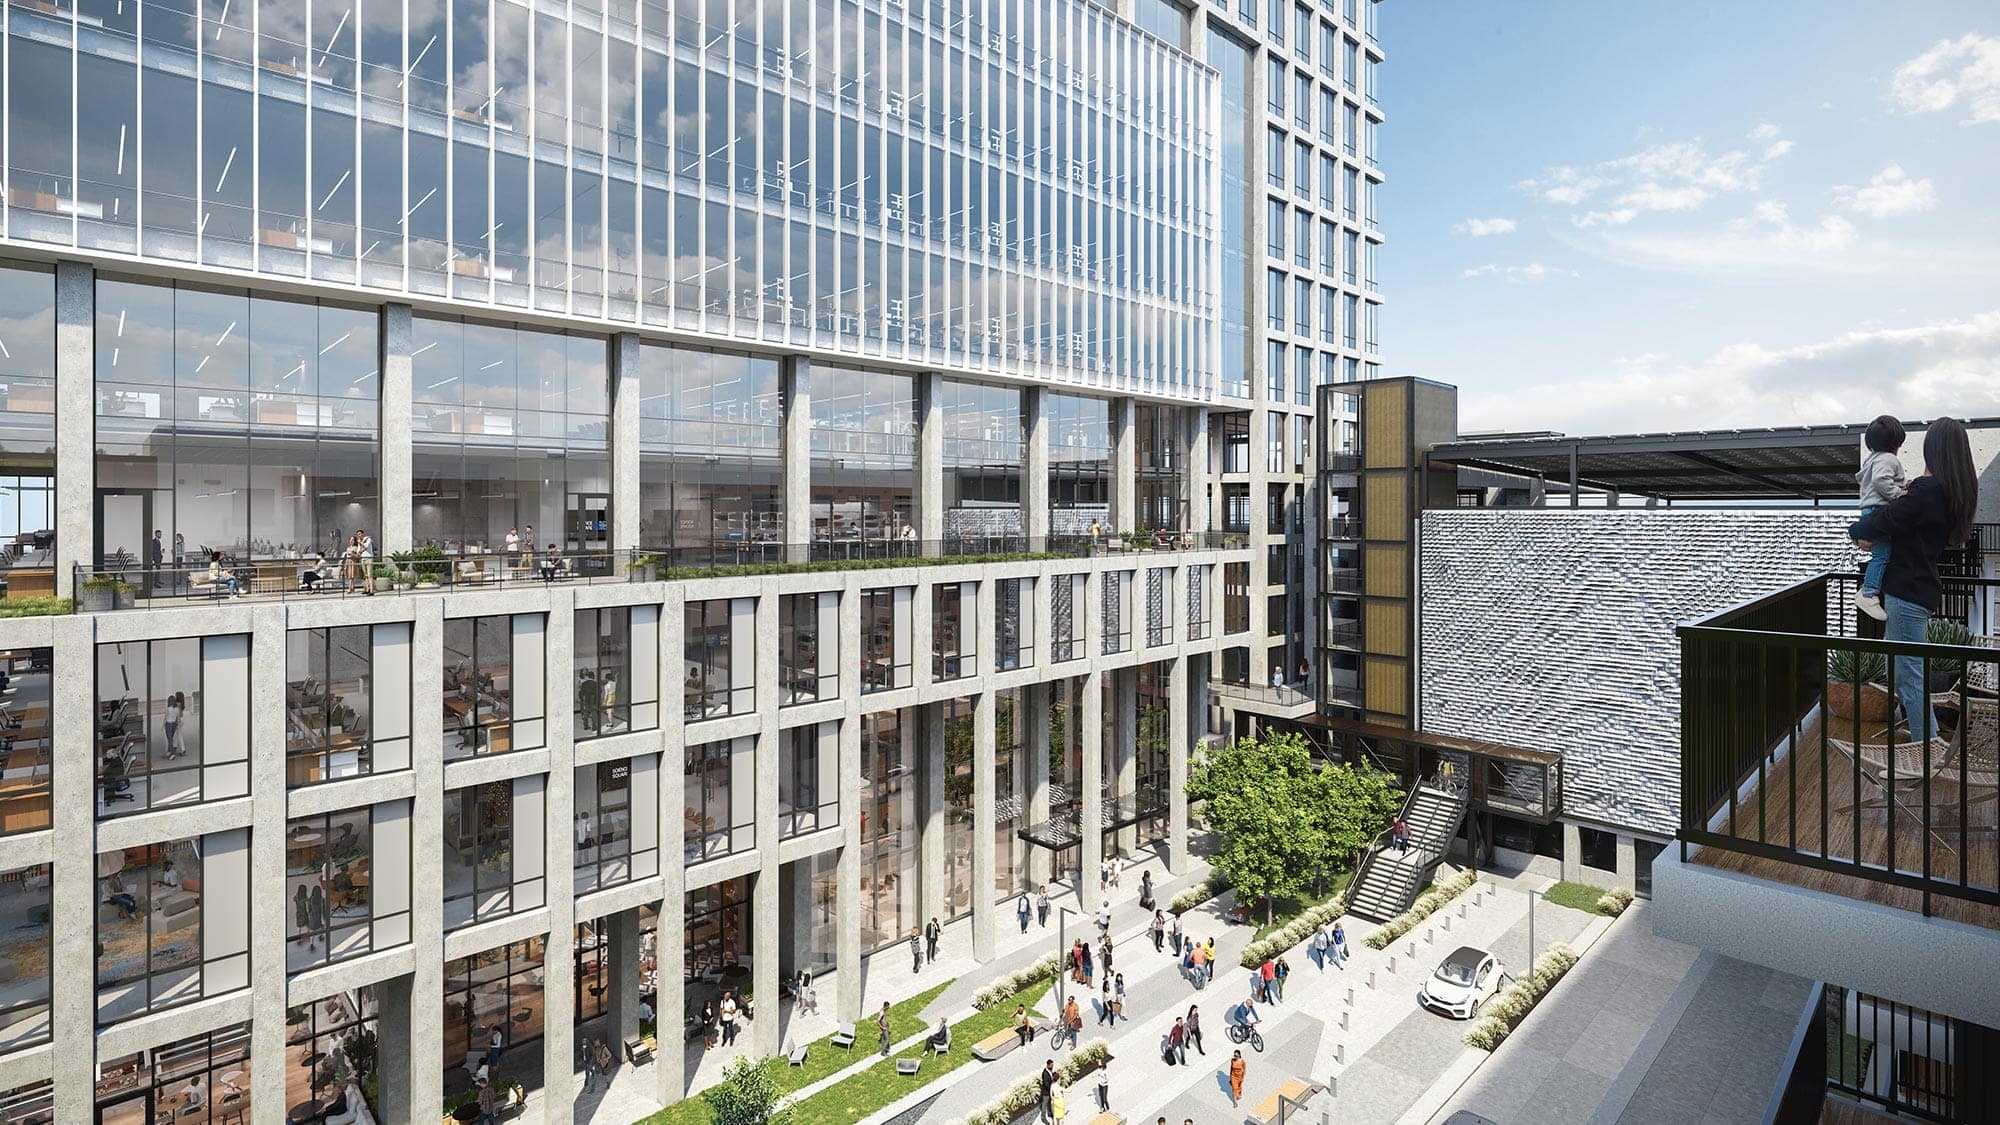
[[97, 637, 250, 816], [684, 599, 754, 721], [575, 757, 659, 894], [409, 317, 609, 554], [441, 937, 547, 1072], [942, 697, 975, 921], [575, 606, 659, 738], [779, 592, 839, 705], [685, 878, 749, 982], [779, 722, 839, 839], [939, 380, 1022, 539], [810, 369, 914, 545], [638, 346, 782, 551], [1048, 678, 1085, 825], [95, 837, 246, 1025], [443, 780, 545, 930], [444, 613, 547, 759], [285, 808, 394, 973], [859, 708, 917, 950], [0, 264, 56, 581], [284, 989, 379, 1121], [1049, 394, 1111, 535], [1136, 662, 1173, 845], [1136, 405, 1187, 532], [95, 1023, 253, 1125], [93, 277, 380, 569], [993, 689, 1027, 900], [1211, 31, 1254, 399], [0, 649, 53, 836], [0, 862, 51, 1053], [685, 737, 755, 864], [286, 625, 412, 785]]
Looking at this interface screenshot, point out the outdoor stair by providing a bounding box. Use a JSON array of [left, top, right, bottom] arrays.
[[1346, 783, 1471, 922]]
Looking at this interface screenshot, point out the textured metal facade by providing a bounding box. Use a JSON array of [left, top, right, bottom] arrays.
[[1417, 509, 1856, 836]]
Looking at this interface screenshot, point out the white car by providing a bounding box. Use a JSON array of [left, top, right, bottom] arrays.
[[1419, 945, 1505, 1019]]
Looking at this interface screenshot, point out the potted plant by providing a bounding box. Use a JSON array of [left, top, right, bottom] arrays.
[[111, 578, 138, 609], [1827, 647, 1891, 724], [1925, 618, 1971, 692], [625, 553, 661, 583], [78, 573, 120, 613]]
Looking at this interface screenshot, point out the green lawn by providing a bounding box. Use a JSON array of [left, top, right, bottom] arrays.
[[778, 982, 1049, 1125], [641, 981, 952, 1124], [1541, 881, 1615, 915], [1248, 870, 1357, 943], [1829, 1031, 1874, 1088]]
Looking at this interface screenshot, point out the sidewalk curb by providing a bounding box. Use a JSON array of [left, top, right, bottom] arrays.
[[1392, 909, 1623, 1125]]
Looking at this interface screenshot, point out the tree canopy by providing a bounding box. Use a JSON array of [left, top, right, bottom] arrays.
[[702, 1056, 788, 1125], [1186, 731, 1403, 913]]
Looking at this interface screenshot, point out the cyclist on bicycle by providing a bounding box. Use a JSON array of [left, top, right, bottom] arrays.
[[1228, 996, 1261, 1036]]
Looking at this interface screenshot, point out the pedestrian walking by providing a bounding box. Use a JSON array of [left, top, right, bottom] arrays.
[[1392, 816, 1410, 852], [1100, 860, 1110, 893], [1039, 1059, 1058, 1122], [719, 991, 741, 1046], [1150, 909, 1166, 952], [1312, 921, 1329, 970], [1037, 885, 1051, 927], [1018, 892, 1033, 933], [581, 1037, 600, 1091], [1185, 1004, 1205, 1056], [925, 916, 942, 963], [1051, 1079, 1069, 1123], [1095, 900, 1112, 936], [1113, 973, 1126, 1023], [1228, 1051, 1247, 1105], [1332, 920, 1348, 967], [1099, 937, 1114, 978], [1099, 978, 1114, 1025], [1274, 956, 1291, 1002], [1258, 957, 1277, 1004], [1168, 1017, 1187, 1065], [909, 927, 922, 974], [877, 1001, 892, 1056], [1170, 913, 1184, 956], [1095, 1062, 1111, 1113], [1070, 939, 1087, 984], [592, 1039, 614, 1091], [1081, 940, 1095, 985], [1139, 869, 1155, 910], [1188, 940, 1207, 988], [1110, 856, 1122, 889]]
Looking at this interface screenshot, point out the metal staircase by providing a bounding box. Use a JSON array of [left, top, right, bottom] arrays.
[[1346, 774, 1473, 922]]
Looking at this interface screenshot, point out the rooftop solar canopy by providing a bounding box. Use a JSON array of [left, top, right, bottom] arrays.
[[1427, 419, 2000, 501]]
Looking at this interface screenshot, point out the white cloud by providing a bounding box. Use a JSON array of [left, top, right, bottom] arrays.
[[1750, 199, 1790, 225], [1889, 32, 2000, 124], [1748, 122, 1782, 141], [1462, 309, 2000, 433], [1518, 138, 1790, 224], [1455, 217, 1517, 237], [1461, 262, 1579, 282], [1834, 163, 1939, 218]]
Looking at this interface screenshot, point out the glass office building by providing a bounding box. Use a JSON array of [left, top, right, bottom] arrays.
[[0, 0, 1369, 1121]]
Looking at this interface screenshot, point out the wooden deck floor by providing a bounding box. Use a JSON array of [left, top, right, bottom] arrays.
[[1690, 712, 1999, 932]]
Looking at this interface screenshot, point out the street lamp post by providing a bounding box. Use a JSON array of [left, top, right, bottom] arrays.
[[1527, 883, 1538, 971], [1055, 906, 1079, 1015]]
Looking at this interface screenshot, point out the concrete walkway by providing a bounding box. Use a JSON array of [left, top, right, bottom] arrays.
[[1430, 903, 1813, 1125]]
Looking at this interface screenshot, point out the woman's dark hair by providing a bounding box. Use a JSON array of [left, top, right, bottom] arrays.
[[1923, 417, 1978, 546], [1864, 414, 1905, 453]]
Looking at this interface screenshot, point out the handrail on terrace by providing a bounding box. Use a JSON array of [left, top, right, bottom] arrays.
[[72, 532, 1250, 611], [1678, 569, 2000, 923]]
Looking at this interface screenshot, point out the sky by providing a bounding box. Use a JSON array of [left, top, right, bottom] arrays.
[[1379, 0, 2000, 437]]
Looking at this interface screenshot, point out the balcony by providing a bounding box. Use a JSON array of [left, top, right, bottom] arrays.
[[1211, 678, 1317, 712], [1327, 567, 1361, 595], [1677, 570, 1998, 931], [74, 534, 1247, 611], [1324, 517, 1359, 539]]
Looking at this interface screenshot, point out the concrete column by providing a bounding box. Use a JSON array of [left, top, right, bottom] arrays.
[[1110, 396, 1137, 533], [835, 577, 865, 1020], [53, 261, 92, 592], [607, 909, 644, 1055], [47, 616, 95, 1120], [971, 690, 997, 961], [1079, 669, 1103, 910], [544, 596, 579, 1122], [407, 600, 447, 1120], [1113, 666, 1139, 860], [915, 372, 945, 543], [656, 588, 688, 1102], [752, 595, 783, 1055], [782, 356, 813, 551], [918, 703, 946, 924], [609, 333, 642, 550], [247, 608, 290, 1121], [1185, 407, 1211, 534], [1167, 655, 1192, 875], [1023, 388, 1051, 543], [380, 304, 415, 553], [1023, 680, 1053, 887], [376, 975, 417, 1123]]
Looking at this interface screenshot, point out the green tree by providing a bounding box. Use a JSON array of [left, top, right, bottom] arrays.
[[702, 1055, 788, 1125], [1186, 731, 1402, 920]]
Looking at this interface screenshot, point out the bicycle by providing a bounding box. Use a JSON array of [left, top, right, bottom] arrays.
[[1225, 1021, 1264, 1052], [1048, 1019, 1079, 1051]]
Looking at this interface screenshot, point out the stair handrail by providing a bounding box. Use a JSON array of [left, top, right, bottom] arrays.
[[1348, 781, 1424, 910]]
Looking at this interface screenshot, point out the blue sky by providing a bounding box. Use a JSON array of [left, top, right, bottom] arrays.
[[1379, 1, 2000, 436]]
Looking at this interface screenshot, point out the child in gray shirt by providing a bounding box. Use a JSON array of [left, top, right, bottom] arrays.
[[1854, 415, 1906, 621]]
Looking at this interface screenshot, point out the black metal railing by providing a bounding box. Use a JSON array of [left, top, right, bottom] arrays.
[[1323, 452, 1361, 472], [1815, 984, 1971, 1122], [1679, 570, 2000, 921], [75, 533, 1251, 611], [1327, 568, 1362, 594], [1324, 517, 1360, 539]]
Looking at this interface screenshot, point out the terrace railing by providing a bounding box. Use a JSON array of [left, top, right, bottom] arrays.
[[1679, 570, 2000, 922]]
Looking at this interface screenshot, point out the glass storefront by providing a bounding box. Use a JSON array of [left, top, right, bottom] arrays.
[[810, 369, 914, 544], [96, 1022, 252, 1124], [1049, 394, 1110, 534], [638, 346, 781, 550], [940, 379, 1021, 537], [860, 708, 917, 950]]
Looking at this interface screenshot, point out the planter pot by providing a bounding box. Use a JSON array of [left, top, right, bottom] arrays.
[[1827, 681, 1893, 725], [1927, 669, 1960, 694], [79, 586, 113, 613], [629, 564, 659, 583], [114, 587, 137, 609]]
